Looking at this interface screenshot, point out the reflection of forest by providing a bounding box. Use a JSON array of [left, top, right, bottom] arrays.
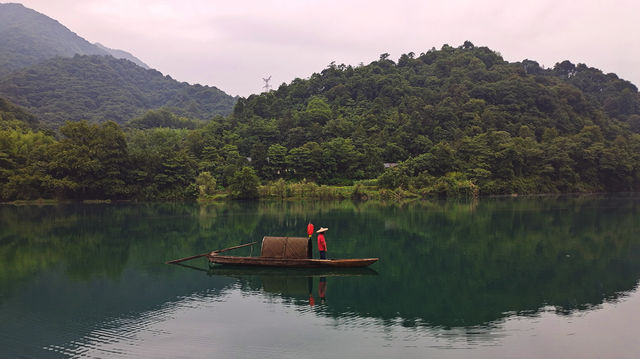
[[0, 196, 639, 330]]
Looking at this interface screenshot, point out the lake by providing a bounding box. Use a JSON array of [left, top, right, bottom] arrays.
[[1, 195, 639, 358]]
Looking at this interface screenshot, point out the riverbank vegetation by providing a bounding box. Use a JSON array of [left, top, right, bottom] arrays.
[[2, 42, 640, 202]]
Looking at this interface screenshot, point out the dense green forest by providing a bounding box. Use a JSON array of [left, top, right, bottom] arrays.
[[0, 55, 236, 127], [1, 42, 640, 201], [0, 97, 39, 130]]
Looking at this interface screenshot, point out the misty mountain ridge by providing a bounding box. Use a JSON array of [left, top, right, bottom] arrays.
[[0, 54, 236, 127], [0, 3, 148, 76], [94, 42, 149, 69], [0, 3, 235, 127]]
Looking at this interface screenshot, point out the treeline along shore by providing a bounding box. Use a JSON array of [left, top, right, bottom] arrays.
[[1, 42, 640, 202]]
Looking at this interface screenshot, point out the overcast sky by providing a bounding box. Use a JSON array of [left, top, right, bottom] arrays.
[[17, 0, 640, 97]]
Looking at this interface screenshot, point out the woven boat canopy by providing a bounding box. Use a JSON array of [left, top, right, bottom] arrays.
[[261, 236, 309, 259]]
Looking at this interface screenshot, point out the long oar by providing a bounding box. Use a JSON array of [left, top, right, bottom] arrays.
[[165, 241, 257, 264], [213, 241, 257, 255]]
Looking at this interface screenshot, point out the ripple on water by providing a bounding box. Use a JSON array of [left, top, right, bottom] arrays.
[[42, 293, 208, 358]]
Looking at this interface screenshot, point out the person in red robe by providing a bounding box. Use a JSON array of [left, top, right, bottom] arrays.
[[316, 227, 328, 259]]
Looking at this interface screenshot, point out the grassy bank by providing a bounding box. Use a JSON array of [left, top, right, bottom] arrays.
[[255, 179, 474, 200], [2, 199, 60, 205]]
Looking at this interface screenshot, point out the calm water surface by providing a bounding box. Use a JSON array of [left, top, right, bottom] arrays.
[[1, 196, 639, 358]]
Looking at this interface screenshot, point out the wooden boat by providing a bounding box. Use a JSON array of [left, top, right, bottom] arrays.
[[167, 236, 379, 269], [207, 254, 378, 268]]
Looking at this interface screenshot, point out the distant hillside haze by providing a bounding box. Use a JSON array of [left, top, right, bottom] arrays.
[[0, 55, 236, 127], [0, 3, 235, 126], [0, 3, 148, 76], [94, 42, 150, 69]]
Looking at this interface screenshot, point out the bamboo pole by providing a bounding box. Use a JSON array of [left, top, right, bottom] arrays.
[[165, 252, 209, 264], [165, 241, 257, 264]]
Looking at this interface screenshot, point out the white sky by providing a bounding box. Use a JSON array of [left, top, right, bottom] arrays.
[[15, 0, 640, 97]]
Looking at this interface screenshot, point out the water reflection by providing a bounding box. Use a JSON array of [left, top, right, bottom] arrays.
[[0, 195, 639, 357], [176, 263, 378, 309], [230, 268, 331, 306]]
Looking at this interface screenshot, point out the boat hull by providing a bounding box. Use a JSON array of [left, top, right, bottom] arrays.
[[207, 255, 378, 268]]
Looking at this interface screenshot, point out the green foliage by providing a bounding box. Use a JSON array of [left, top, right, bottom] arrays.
[[46, 120, 129, 199], [0, 97, 39, 130], [377, 125, 640, 196], [258, 179, 356, 199], [424, 172, 479, 198], [229, 166, 260, 199], [196, 171, 217, 198], [0, 127, 56, 201], [128, 108, 203, 129], [126, 127, 198, 200], [378, 167, 409, 189], [264, 144, 288, 180]]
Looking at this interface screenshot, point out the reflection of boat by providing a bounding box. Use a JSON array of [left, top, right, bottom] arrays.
[[207, 236, 378, 268], [207, 265, 378, 277], [176, 263, 373, 299], [207, 255, 378, 268]]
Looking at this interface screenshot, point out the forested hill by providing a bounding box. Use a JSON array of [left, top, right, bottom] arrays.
[[0, 55, 237, 127], [230, 42, 640, 193], [234, 43, 639, 159], [0, 3, 148, 76]]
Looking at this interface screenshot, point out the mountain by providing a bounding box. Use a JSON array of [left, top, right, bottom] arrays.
[[0, 3, 146, 76], [94, 42, 149, 69], [0, 54, 236, 127]]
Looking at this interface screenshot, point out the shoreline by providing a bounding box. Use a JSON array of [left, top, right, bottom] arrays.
[[2, 189, 636, 206]]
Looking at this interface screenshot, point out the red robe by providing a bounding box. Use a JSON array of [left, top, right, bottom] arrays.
[[317, 233, 327, 251]]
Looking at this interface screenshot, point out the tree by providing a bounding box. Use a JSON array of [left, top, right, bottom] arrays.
[[196, 171, 217, 198], [554, 60, 576, 78], [94, 121, 128, 198], [265, 144, 288, 180], [229, 166, 260, 199], [47, 121, 102, 198], [249, 143, 269, 177], [286, 146, 314, 180], [321, 137, 363, 181], [0, 128, 56, 200], [301, 97, 332, 125], [377, 166, 409, 189], [126, 127, 197, 200]]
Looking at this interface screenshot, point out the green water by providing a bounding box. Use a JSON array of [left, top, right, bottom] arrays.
[[1, 196, 639, 358]]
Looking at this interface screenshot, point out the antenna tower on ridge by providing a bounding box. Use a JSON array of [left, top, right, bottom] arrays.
[[262, 76, 272, 92]]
